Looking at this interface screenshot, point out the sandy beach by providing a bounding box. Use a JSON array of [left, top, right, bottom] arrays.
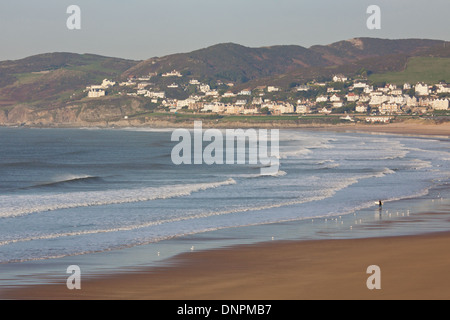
[[319, 121, 450, 137], [2, 230, 450, 300]]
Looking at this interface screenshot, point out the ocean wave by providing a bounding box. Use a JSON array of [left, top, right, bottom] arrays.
[[1, 168, 394, 248], [279, 148, 312, 159], [408, 159, 433, 170], [0, 178, 236, 219], [22, 175, 102, 190]]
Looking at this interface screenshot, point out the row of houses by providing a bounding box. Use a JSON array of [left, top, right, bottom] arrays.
[[84, 74, 449, 116]]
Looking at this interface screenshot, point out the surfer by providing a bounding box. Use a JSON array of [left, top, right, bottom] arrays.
[[379, 200, 383, 208]]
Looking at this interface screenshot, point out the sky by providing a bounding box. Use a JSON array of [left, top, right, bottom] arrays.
[[0, 0, 449, 61]]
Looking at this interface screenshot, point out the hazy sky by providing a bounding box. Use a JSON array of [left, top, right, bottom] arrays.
[[0, 0, 449, 61]]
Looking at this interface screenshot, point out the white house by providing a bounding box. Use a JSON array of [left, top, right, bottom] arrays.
[[379, 103, 401, 114], [223, 91, 236, 98], [199, 84, 211, 93], [225, 105, 244, 114], [101, 79, 116, 88], [406, 96, 418, 107], [202, 102, 225, 113], [236, 100, 247, 106], [366, 116, 392, 123], [431, 99, 449, 110], [243, 107, 259, 115], [333, 74, 348, 82], [415, 83, 429, 96], [145, 91, 166, 99], [252, 97, 263, 105], [205, 90, 219, 97], [332, 101, 344, 108], [162, 70, 182, 77], [137, 89, 149, 95], [388, 95, 406, 105], [390, 89, 403, 95], [346, 93, 359, 102], [369, 95, 389, 106], [296, 105, 311, 114], [355, 104, 368, 113], [267, 86, 280, 93], [88, 87, 105, 98], [436, 84, 450, 94], [238, 89, 252, 96], [364, 86, 374, 94], [273, 103, 294, 114], [330, 94, 341, 102], [316, 95, 328, 103], [296, 85, 310, 92], [353, 82, 367, 89]]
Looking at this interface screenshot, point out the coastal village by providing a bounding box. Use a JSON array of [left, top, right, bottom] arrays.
[[86, 70, 450, 123]]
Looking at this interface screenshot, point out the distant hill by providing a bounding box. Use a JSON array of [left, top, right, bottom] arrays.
[[122, 42, 333, 83], [0, 37, 448, 117], [123, 38, 447, 85], [0, 53, 139, 107]]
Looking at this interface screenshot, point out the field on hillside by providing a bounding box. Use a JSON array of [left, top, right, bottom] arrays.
[[369, 57, 450, 85]]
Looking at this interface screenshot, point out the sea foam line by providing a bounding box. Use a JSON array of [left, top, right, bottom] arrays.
[[0, 167, 397, 248], [0, 178, 236, 219]]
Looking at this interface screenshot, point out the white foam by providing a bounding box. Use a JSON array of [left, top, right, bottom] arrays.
[[0, 178, 236, 219]]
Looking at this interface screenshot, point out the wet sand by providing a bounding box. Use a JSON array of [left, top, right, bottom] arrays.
[[320, 121, 450, 137], [2, 231, 450, 300]]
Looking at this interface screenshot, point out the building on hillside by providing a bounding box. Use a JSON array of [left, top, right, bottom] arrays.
[[379, 103, 401, 114], [316, 95, 328, 103], [333, 74, 348, 82], [406, 95, 418, 107], [431, 99, 449, 110], [88, 87, 106, 98], [355, 103, 368, 113], [330, 94, 341, 102], [238, 89, 252, 96], [415, 82, 429, 96], [346, 93, 360, 102], [199, 84, 211, 93], [162, 70, 182, 77], [296, 105, 311, 114], [353, 82, 367, 89], [296, 85, 310, 92], [436, 83, 450, 94], [223, 91, 236, 98]]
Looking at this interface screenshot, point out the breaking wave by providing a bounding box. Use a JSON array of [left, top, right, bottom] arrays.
[[0, 178, 236, 219]]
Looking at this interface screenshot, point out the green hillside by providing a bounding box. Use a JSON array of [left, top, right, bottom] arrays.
[[369, 57, 450, 85], [0, 53, 139, 107]]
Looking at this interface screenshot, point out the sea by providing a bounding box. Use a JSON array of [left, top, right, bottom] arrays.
[[0, 126, 449, 287]]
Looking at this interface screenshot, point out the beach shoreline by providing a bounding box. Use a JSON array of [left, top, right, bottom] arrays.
[[2, 230, 450, 300], [1, 119, 449, 137], [1, 123, 449, 301]]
